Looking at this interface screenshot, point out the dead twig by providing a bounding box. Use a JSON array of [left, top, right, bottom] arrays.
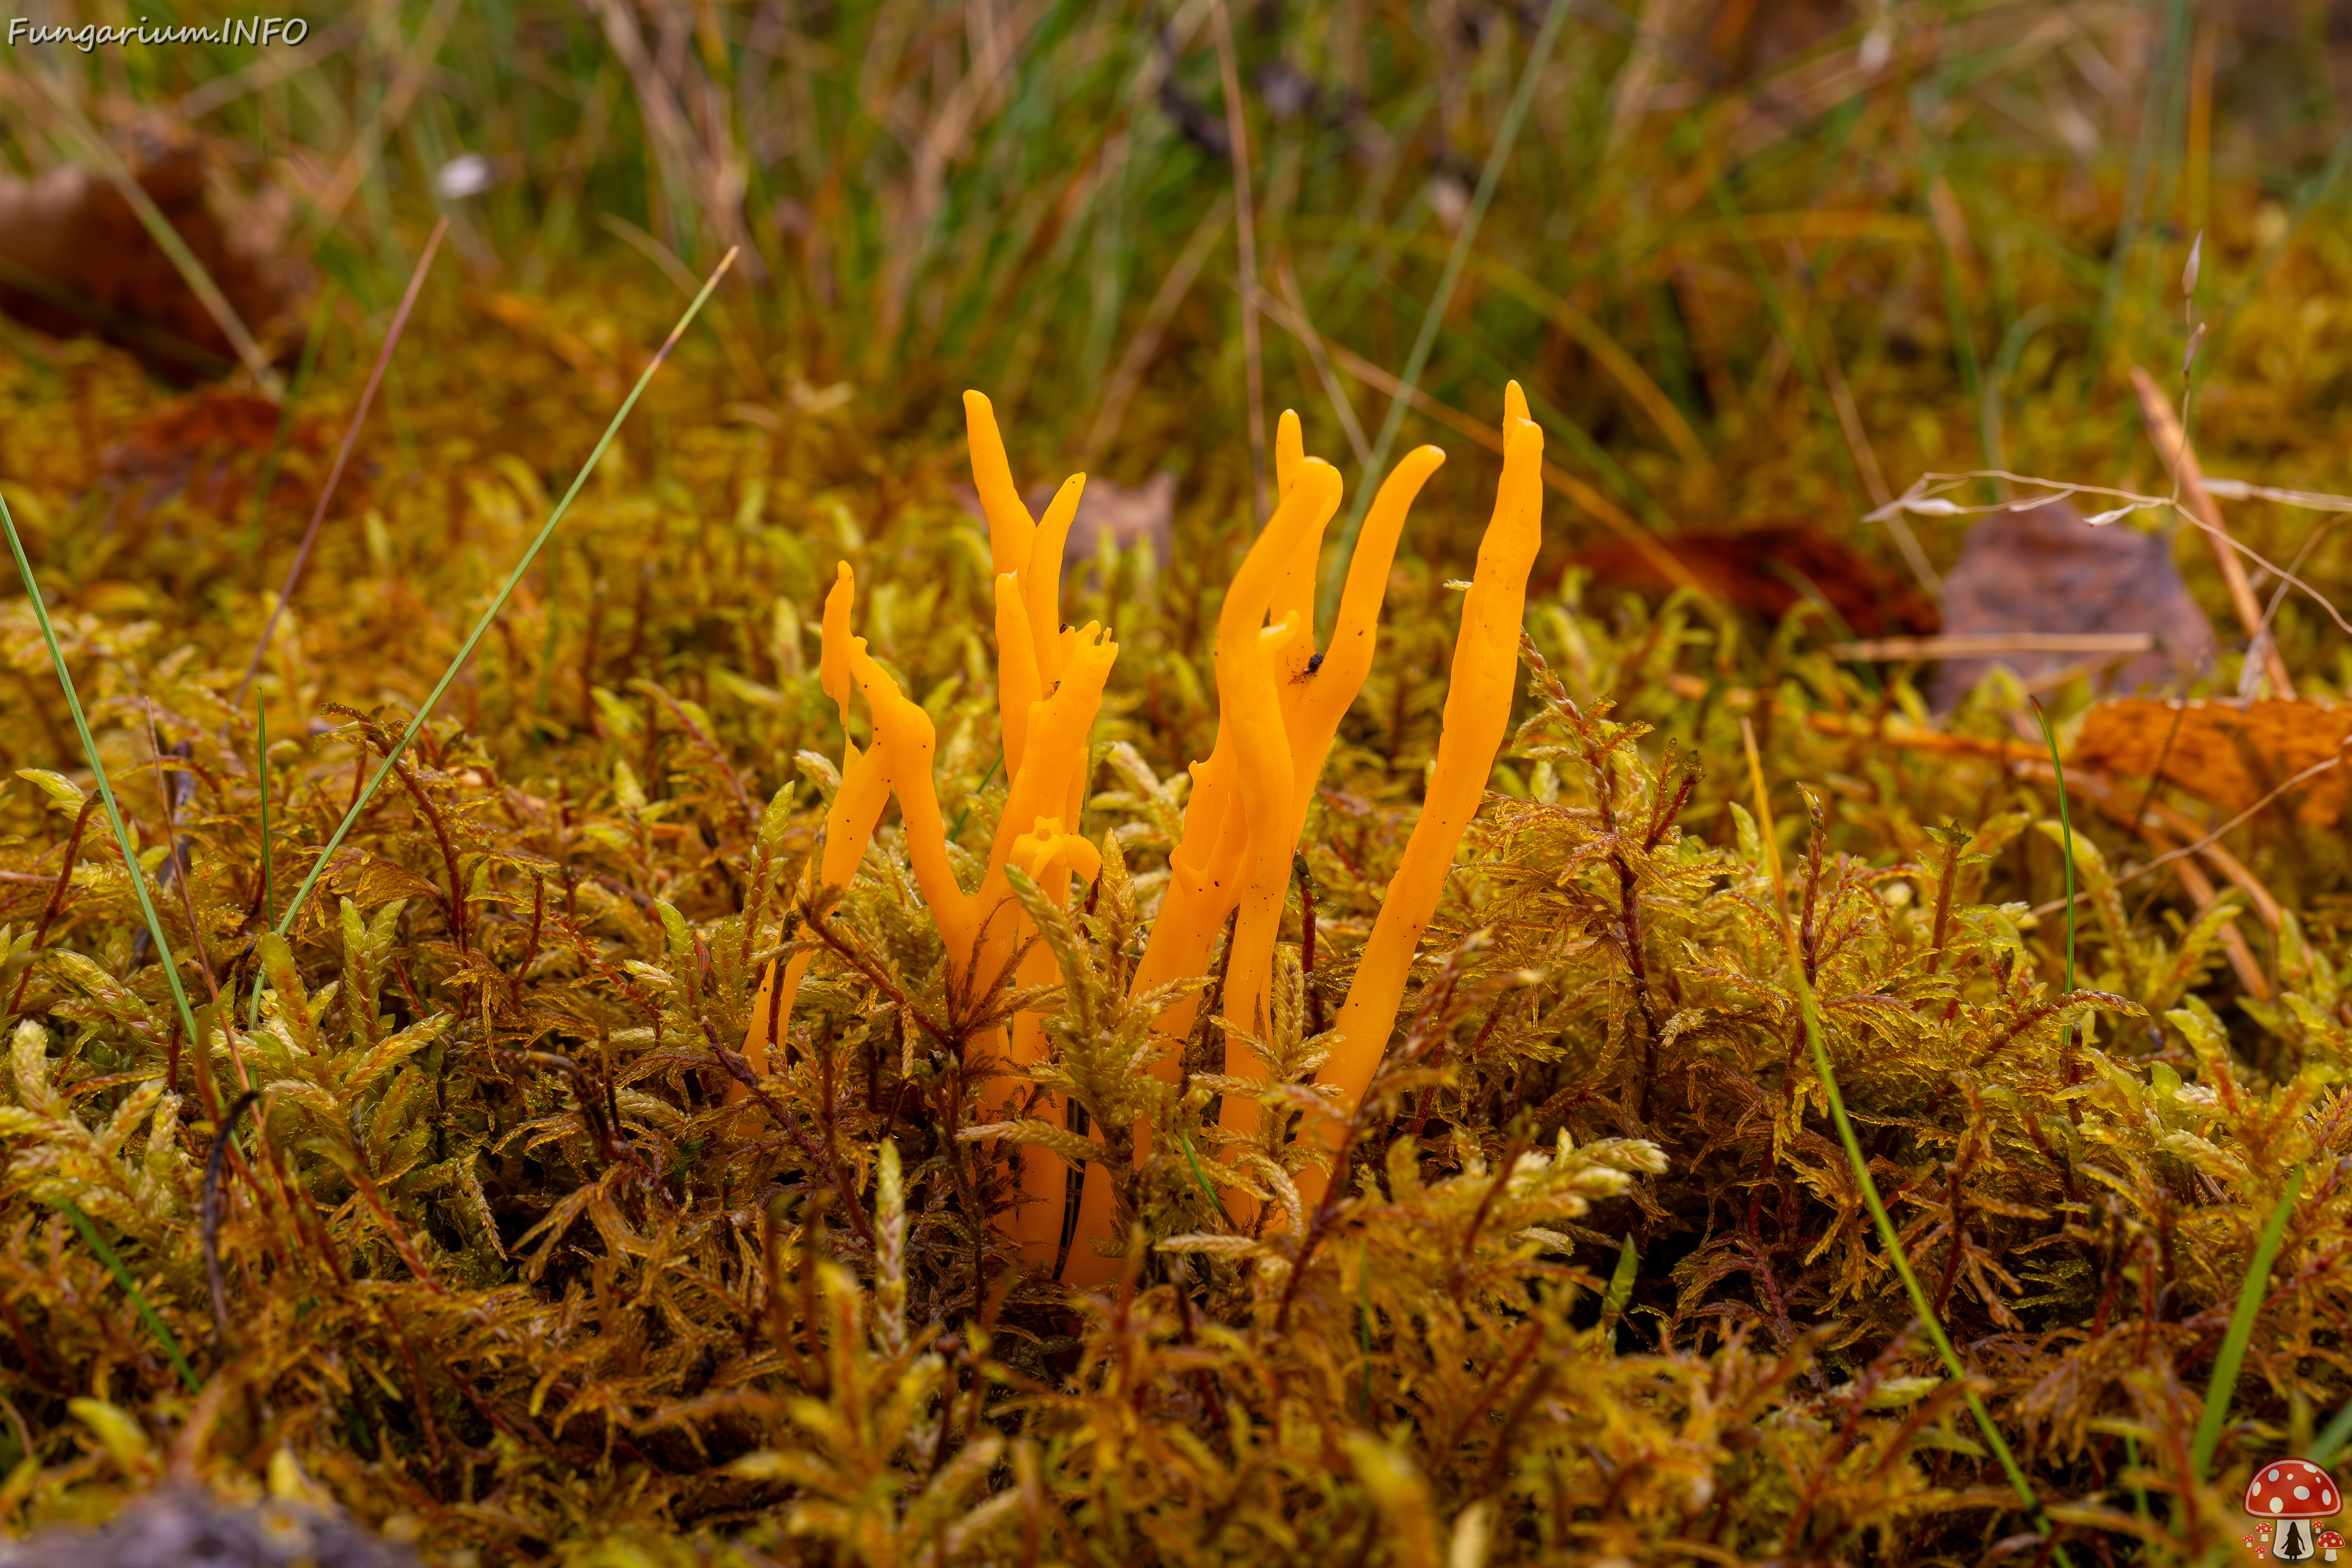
[[234, 219, 450, 714], [202, 1090, 260, 1349], [2128, 366, 2293, 698]]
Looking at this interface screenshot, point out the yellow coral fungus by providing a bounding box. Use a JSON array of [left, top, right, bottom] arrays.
[[744, 400, 1119, 1268], [1295, 383, 1545, 1216], [745, 386, 1536, 1270], [737, 563, 970, 1087]]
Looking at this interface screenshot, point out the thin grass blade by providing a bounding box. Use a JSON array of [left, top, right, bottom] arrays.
[[1739, 719, 2074, 1568], [1318, 0, 1569, 622], [234, 217, 449, 712], [2310, 1398, 2352, 1471], [0, 496, 206, 1055], [2030, 699, 2079, 996], [268, 248, 737, 949], [258, 698, 275, 929], [1599, 1233, 1638, 1341], [2189, 1164, 2305, 1480], [59, 1201, 199, 1392]]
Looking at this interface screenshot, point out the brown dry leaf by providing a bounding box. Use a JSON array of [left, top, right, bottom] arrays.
[[1931, 499, 2217, 709], [1572, 519, 1939, 637], [0, 137, 308, 383], [1697, 0, 1860, 83], [97, 388, 328, 520], [2073, 696, 2352, 827]]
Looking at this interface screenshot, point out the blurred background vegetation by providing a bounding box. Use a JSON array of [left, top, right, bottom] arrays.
[[7, 0, 2351, 603]]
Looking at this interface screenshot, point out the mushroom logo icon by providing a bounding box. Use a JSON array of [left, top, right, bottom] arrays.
[[2245, 1460, 2342, 1560]]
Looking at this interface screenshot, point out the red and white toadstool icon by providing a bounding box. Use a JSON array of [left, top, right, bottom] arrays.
[[2318, 1527, 2345, 1561], [2244, 1460, 2342, 1561]]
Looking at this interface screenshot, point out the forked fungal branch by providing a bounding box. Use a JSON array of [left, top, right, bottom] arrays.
[[741, 386, 1543, 1278]]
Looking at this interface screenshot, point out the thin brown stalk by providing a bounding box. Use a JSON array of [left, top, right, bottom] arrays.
[[1453, 1134, 1530, 1294], [1935, 1151, 1973, 1317], [233, 219, 450, 714], [203, 1090, 260, 1348], [1804, 241, 1940, 598], [2130, 366, 2293, 696], [2124, 701, 2190, 839], [762, 1194, 815, 1387], [1265, 265, 1371, 465], [632, 679, 754, 825], [514, 876, 545, 1005], [353, 720, 470, 952], [1925, 827, 1963, 974], [1293, 851, 1322, 1036], [385, 1314, 448, 1471], [704, 1022, 875, 1248], [798, 1187, 833, 1396], [10, 793, 102, 1013], [2026, 755, 2326, 921], [804, 905, 958, 1053], [1275, 943, 1477, 1332], [143, 718, 221, 1011], [1208, 0, 1266, 525], [1085, 202, 1234, 466]]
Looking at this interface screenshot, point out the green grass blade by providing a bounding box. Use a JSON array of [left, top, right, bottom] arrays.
[[0, 494, 206, 1058], [2309, 1398, 2352, 1471], [2030, 697, 2083, 1090], [1788, 961, 2071, 1564], [2030, 698, 2079, 999], [1743, 724, 2072, 1567], [268, 249, 737, 949], [2122, 1433, 2154, 1526], [45, 94, 279, 391], [1705, 172, 1865, 511], [2086, 0, 2188, 383], [59, 1202, 199, 1393], [2190, 1164, 2306, 1481], [1318, 0, 1569, 624], [259, 698, 276, 930], [237, 286, 337, 573], [1177, 1126, 1227, 1225], [1599, 1232, 1638, 1341], [949, 752, 1005, 844], [2034, 680, 2294, 1502]]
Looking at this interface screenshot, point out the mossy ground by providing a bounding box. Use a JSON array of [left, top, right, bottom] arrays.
[[3, 5, 2352, 1564]]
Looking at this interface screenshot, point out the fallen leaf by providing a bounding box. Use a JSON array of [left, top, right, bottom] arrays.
[[1931, 499, 2216, 709], [1572, 519, 1939, 637], [2073, 696, 2352, 827], [0, 134, 308, 383], [1698, 0, 1861, 83], [97, 388, 330, 522]]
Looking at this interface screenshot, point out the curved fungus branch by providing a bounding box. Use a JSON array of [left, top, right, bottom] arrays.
[[1291, 383, 1544, 1219], [755, 386, 1537, 1272]]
